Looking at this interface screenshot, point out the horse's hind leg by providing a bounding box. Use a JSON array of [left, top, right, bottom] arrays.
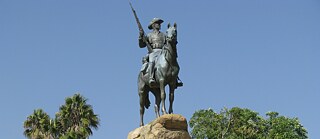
[[139, 89, 147, 126], [169, 84, 175, 114]]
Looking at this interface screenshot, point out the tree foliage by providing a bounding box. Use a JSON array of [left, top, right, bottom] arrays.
[[190, 107, 307, 139], [23, 94, 100, 139], [23, 109, 53, 139], [55, 93, 100, 138]]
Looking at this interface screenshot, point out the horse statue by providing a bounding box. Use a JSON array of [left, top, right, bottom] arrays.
[[138, 23, 180, 126]]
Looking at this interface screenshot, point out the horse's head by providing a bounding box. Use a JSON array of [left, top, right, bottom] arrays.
[[166, 23, 177, 45]]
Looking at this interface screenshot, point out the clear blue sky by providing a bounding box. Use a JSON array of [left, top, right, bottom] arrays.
[[1, 0, 319, 138]]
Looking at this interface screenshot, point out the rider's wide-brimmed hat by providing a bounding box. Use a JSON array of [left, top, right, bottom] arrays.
[[148, 18, 164, 30]]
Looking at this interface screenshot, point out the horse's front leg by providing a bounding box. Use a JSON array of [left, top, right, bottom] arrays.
[[159, 79, 167, 115], [153, 89, 161, 118], [169, 84, 175, 114]]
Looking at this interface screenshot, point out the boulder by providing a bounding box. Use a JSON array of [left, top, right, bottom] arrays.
[[128, 114, 191, 139]]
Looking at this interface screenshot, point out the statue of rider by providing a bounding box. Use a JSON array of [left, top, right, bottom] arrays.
[[139, 18, 183, 88]]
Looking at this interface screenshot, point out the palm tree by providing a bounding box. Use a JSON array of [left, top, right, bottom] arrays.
[[55, 93, 100, 138], [23, 109, 53, 139]]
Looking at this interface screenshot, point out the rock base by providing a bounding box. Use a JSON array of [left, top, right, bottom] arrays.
[[128, 114, 191, 139]]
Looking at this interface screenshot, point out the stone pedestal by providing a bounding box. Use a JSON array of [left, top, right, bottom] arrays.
[[128, 114, 191, 139]]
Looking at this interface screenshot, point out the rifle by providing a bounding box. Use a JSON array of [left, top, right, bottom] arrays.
[[129, 2, 153, 53]]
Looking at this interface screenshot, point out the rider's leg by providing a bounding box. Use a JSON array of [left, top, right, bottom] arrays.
[[148, 62, 156, 86], [172, 65, 183, 88]]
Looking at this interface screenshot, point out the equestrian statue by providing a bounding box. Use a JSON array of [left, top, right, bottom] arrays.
[[130, 3, 183, 126]]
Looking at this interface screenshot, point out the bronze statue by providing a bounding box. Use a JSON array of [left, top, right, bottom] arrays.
[[130, 3, 183, 126]]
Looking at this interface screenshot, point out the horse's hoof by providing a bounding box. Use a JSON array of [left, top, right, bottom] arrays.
[[140, 123, 144, 127]]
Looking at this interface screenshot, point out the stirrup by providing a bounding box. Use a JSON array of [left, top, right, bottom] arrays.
[[149, 78, 156, 87]]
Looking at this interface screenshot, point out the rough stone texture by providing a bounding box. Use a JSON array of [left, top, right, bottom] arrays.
[[128, 114, 191, 139]]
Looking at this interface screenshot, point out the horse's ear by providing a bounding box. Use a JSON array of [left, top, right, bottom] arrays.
[[174, 22, 177, 28], [167, 23, 171, 28]]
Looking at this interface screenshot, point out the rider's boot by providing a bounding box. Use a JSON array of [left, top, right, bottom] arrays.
[[148, 62, 156, 87], [176, 76, 183, 88]]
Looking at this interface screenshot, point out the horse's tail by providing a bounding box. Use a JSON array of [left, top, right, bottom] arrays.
[[145, 93, 151, 109]]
